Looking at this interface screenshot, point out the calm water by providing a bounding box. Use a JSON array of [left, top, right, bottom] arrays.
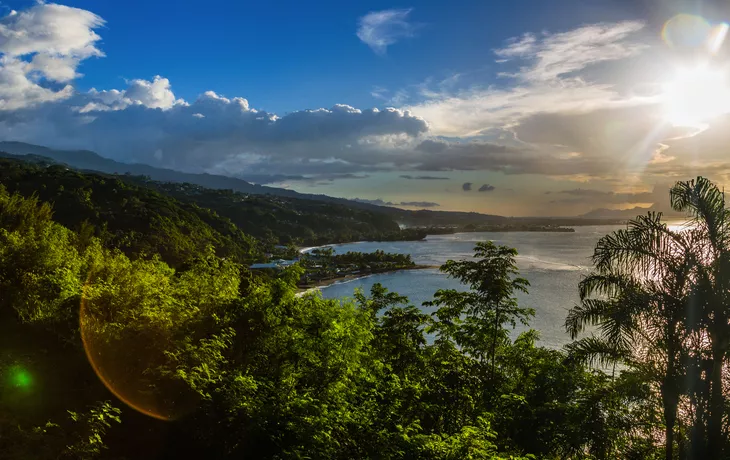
[[318, 226, 625, 350]]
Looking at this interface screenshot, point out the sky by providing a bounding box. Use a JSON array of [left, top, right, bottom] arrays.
[[3, 1, 730, 216]]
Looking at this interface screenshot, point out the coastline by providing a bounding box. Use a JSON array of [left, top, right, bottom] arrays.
[[295, 227, 578, 255], [296, 264, 439, 297]]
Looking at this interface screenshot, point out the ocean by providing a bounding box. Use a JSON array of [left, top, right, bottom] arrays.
[[318, 225, 626, 350]]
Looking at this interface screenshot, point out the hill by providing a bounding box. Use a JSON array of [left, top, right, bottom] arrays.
[[0, 142, 633, 227], [0, 157, 262, 267], [0, 141, 402, 213], [122, 177, 404, 246], [0, 142, 511, 225], [0, 157, 415, 259]]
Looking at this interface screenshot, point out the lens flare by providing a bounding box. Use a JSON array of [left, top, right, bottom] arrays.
[[662, 14, 729, 55], [8, 365, 33, 390], [662, 14, 711, 49], [80, 278, 199, 421], [707, 23, 729, 55]]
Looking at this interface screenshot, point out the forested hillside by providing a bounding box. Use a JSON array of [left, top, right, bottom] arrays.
[[126, 179, 402, 245], [0, 184, 638, 459], [0, 142, 414, 216], [0, 157, 411, 257], [4, 162, 730, 458], [0, 158, 261, 268]]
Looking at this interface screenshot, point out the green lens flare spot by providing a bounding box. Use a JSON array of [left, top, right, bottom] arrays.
[[8, 366, 33, 389]]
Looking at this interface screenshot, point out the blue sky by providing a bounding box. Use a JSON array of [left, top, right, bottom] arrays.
[[2, 1, 730, 215], [34, 0, 637, 112]]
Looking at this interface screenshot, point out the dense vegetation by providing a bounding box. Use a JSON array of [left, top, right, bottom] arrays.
[[131, 180, 406, 246], [297, 247, 417, 285], [0, 184, 621, 459], [0, 158, 261, 268], [0, 157, 420, 255], [4, 172, 730, 459]]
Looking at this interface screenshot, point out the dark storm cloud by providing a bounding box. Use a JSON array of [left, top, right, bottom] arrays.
[[354, 198, 395, 206], [409, 138, 618, 178], [0, 86, 430, 176]]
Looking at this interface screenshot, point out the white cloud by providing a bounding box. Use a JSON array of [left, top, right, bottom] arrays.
[[0, 80, 430, 176], [0, 3, 104, 110], [496, 21, 647, 83], [0, 56, 74, 110], [27, 53, 82, 82], [85, 76, 185, 111], [494, 33, 536, 58], [357, 8, 418, 55], [0, 4, 104, 57], [407, 21, 652, 137], [123, 76, 182, 109]]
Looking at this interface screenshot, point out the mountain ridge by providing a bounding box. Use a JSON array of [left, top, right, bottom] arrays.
[[0, 141, 632, 224], [0, 142, 511, 224]]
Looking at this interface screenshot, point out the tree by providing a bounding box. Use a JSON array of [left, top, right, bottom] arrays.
[[426, 241, 533, 383], [565, 212, 697, 459], [566, 177, 730, 459], [670, 177, 730, 458]]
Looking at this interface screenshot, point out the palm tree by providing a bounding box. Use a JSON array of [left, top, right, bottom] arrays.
[[670, 177, 730, 458], [566, 212, 698, 460], [567, 177, 730, 458]]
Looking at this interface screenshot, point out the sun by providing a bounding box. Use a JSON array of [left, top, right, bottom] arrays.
[[663, 65, 730, 128]]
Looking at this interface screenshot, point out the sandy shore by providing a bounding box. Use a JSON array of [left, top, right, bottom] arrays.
[[295, 264, 439, 297]]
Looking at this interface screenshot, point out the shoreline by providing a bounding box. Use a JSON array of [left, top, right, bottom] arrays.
[[296, 264, 439, 297]]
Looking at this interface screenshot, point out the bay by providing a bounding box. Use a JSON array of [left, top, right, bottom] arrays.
[[319, 225, 626, 350]]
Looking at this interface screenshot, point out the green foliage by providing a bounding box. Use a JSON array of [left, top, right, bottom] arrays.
[[128, 178, 408, 246], [0, 186, 84, 326], [0, 158, 260, 267], [2, 401, 121, 460], [426, 241, 533, 379], [64, 402, 122, 459], [1, 166, 701, 459]]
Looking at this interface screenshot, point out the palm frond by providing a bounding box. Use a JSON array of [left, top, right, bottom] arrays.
[[565, 298, 614, 339], [670, 176, 730, 252], [564, 335, 632, 367]]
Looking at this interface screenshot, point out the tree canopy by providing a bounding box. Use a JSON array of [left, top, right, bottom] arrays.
[[4, 167, 730, 459]]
